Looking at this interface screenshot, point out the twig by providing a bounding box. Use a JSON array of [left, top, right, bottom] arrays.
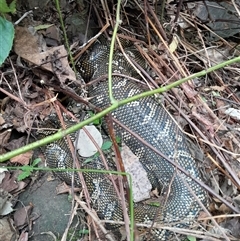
[[75, 195, 116, 241]]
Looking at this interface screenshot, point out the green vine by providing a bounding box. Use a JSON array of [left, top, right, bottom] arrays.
[[0, 55, 240, 163]]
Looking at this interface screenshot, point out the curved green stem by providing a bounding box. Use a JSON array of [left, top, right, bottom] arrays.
[[108, 0, 122, 105], [0, 55, 240, 163]]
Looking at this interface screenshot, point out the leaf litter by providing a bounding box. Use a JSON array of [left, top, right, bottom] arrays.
[[0, 0, 240, 240]]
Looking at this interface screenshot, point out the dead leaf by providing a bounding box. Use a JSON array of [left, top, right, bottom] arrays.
[[0, 115, 5, 125], [151, 188, 159, 197], [218, 203, 231, 214], [221, 218, 240, 239], [225, 108, 240, 121], [210, 85, 226, 92], [4, 136, 26, 151], [0, 217, 18, 241], [10, 151, 33, 165], [14, 26, 42, 58], [0, 189, 13, 215], [44, 25, 61, 43], [0, 129, 12, 152], [121, 144, 152, 202], [28, 45, 76, 82], [14, 26, 76, 83], [18, 231, 28, 241], [0, 172, 19, 193], [197, 211, 209, 226], [0, 171, 6, 184], [13, 205, 33, 228]]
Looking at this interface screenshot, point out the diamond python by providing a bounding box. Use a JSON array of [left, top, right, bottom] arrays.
[[43, 37, 208, 240]]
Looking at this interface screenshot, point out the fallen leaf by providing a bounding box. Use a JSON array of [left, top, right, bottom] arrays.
[[0, 172, 19, 193], [0, 189, 13, 215], [4, 136, 26, 151], [0, 217, 18, 241], [0, 129, 12, 153], [10, 151, 33, 165], [14, 26, 42, 58], [121, 144, 152, 202], [14, 26, 76, 82], [18, 231, 28, 241], [210, 85, 226, 92], [221, 218, 240, 239], [13, 205, 33, 228], [28, 45, 76, 82]]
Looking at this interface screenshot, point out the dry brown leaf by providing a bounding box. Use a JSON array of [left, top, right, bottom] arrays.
[[197, 211, 209, 226], [0, 189, 13, 215], [218, 203, 231, 214], [221, 218, 240, 239], [210, 85, 226, 92], [121, 144, 152, 202], [27, 45, 76, 82], [10, 151, 33, 165], [13, 205, 33, 228], [0, 217, 18, 241], [0, 172, 19, 193], [151, 187, 159, 197], [14, 26, 41, 57], [18, 231, 28, 241], [0, 129, 11, 143], [14, 26, 76, 83], [4, 136, 26, 151], [0, 115, 5, 125]]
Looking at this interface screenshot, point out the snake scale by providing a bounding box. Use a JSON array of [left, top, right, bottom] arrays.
[[43, 37, 208, 240]]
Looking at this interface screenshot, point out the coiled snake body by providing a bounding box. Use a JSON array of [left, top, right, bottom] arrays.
[[45, 38, 208, 240]]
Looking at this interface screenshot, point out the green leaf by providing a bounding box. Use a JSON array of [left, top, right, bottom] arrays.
[[0, 0, 11, 13], [0, 0, 16, 13], [17, 169, 31, 181], [187, 236, 196, 241], [88, 111, 102, 125], [101, 141, 112, 150], [115, 136, 121, 144], [17, 164, 35, 181], [9, 0, 17, 14], [20, 165, 33, 172], [201, 96, 207, 102], [212, 91, 220, 97], [148, 202, 160, 207], [83, 157, 93, 164], [83, 152, 100, 164], [32, 158, 41, 167], [34, 24, 53, 31], [0, 16, 14, 66], [79, 228, 89, 234], [68, 194, 73, 202]]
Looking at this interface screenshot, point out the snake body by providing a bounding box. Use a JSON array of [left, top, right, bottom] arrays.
[[44, 38, 208, 240]]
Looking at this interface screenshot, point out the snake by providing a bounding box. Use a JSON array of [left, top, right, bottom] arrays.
[[42, 37, 208, 240]]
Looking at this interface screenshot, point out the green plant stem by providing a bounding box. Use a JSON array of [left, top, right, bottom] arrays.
[[7, 165, 134, 238], [108, 0, 122, 105], [1, 56, 239, 241], [55, 0, 76, 73], [108, 2, 134, 239], [0, 55, 240, 163]]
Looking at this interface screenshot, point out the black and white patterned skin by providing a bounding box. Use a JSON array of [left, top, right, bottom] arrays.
[[76, 38, 208, 240]]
